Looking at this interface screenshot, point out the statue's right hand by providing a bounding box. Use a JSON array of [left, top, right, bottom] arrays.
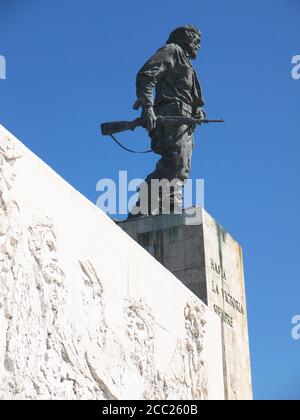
[[142, 107, 157, 132]]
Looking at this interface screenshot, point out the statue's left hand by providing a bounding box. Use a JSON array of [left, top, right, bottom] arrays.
[[195, 108, 206, 121]]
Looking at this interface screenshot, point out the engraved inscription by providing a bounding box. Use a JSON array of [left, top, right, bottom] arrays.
[[213, 305, 233, 328], [210, 258, 227, 281], [210, 257, 244, 328]]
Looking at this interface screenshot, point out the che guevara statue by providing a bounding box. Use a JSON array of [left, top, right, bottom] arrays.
[[127, 25, 206, 218]]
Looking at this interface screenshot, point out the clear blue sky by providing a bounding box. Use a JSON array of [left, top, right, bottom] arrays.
[[1, 0, 300, 400]]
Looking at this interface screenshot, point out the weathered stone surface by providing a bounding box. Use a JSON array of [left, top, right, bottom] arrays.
[[0, 124, 224, 400], [119, 208, 253, 400]]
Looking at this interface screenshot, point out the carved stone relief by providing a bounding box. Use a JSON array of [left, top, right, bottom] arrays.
[[0, 132, 211, 400]]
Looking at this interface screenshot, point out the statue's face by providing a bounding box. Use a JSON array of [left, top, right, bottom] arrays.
[[184, 31, 201, 59]]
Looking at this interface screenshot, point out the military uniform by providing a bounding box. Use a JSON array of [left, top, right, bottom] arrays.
[[131, 42, 205, 216]]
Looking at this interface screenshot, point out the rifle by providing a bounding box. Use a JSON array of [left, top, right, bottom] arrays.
[[101, 116, 224, 136]]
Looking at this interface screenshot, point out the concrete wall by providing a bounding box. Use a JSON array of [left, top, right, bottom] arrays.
[[0, 124, 224, 400]]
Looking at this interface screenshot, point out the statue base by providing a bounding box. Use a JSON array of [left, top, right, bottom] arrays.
[[118, 207, 253, 400]]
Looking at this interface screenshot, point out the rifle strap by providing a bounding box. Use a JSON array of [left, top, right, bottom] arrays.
[[108, 123, 194, 154], [109, 134, 152, 154]]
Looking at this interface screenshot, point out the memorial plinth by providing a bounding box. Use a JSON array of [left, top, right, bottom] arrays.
[[119, 208, 253, 400]]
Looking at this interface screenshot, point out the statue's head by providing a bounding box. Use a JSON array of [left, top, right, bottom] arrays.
[[167, 25, 201, 59]]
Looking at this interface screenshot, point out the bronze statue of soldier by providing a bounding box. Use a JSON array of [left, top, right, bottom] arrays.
[[128, 25, 206, 218]]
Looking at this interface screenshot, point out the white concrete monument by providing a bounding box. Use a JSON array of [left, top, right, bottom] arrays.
[[0, 124, 225, 400]]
